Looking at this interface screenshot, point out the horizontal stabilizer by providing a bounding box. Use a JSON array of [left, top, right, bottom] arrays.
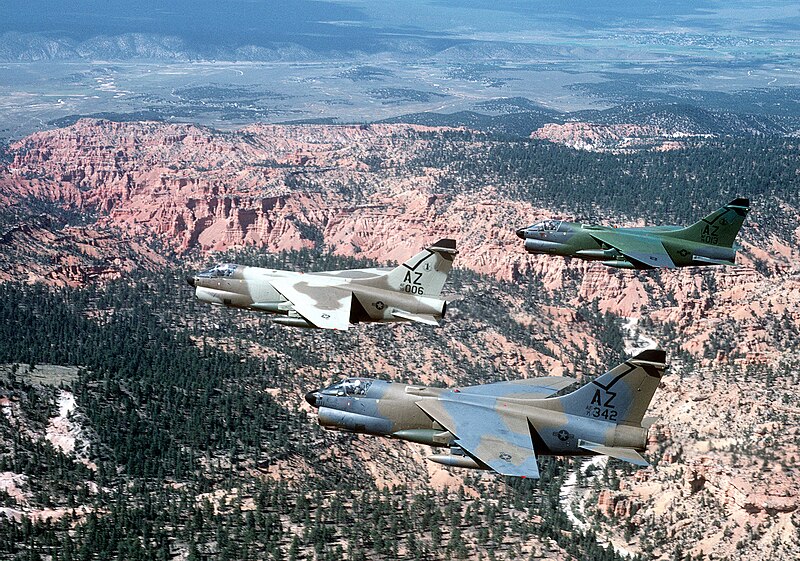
[[428, 239, 459, 255], [692, 255, 736, 266], [391, 309, 439, 326], [578, 440, 649, 467], [642, 416, 659, 429], [629, 348, 667, 367]]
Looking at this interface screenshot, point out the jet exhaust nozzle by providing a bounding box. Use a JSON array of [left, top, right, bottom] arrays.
[[610, 424, 648, 451], [428, 454, 487, 470]]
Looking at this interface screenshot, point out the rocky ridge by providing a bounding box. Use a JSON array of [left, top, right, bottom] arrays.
[[530, 122, 701, 152], [1, 119, 799, 559]]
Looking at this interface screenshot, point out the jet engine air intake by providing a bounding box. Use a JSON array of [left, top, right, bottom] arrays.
[[317, 407, 393, 435], [524, 239, 563, 253]]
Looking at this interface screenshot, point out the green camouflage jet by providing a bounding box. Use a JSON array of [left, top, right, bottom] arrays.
[[517, 198, 750, 269], [305, 349, 665, 478], [187, 239, 457, 329]]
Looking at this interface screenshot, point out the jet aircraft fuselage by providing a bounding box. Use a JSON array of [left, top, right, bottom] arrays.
[[517, 220, 737, 268], [188, 265, 446, 327], [187, 239, 457, 329], [517, 198, 749, 269], [305, 349, 665, 478]]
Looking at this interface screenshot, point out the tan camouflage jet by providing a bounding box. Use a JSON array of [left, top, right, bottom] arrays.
[[305, 349, 665, 478], [187, 239, 457, 329]]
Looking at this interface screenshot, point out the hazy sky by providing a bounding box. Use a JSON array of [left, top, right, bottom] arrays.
[[2, 0, 799, 54]]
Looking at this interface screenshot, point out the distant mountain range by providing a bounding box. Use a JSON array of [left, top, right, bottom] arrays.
[[0, 31, 675, 63], [0, 32, 322, 62], [382, 101, 800, 138]]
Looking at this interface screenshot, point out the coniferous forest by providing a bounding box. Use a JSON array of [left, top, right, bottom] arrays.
[[2, 130, 798, 560], [0, 255, 633, 561]]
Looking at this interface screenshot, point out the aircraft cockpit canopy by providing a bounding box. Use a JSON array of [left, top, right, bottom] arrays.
[[527, 220, 563, 232], [321, 377, 373, 397], [197, 263, 238, 278]]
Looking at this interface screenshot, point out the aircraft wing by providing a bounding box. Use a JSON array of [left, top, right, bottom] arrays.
[[589, 230, 676, 269], [417, 400, 540, 478], [456, 377, 575, 399], [268, 278, 352, 330]]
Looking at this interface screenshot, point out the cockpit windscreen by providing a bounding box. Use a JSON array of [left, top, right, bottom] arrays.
[[321, 378, 373, 397], [527, 220, 562, 232], [197, 263, 237, 278]]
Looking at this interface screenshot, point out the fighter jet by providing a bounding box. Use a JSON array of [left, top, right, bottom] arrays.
[[517, 198, 750, 269], [187, 239, 457, 329], [305, 349, 665, 478]]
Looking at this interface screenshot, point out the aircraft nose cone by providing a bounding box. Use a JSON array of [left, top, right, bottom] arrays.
[[186, 276, 196, 287], [305, 391, 319, 408], [516, 228, 527, 239]]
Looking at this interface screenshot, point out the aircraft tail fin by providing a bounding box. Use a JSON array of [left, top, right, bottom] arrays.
[[381, 239, 457, 298], [664, 198, 749, 247], [553, 349, 666, 427]]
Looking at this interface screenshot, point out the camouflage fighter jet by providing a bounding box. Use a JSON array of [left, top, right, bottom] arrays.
[[187, 239, 457, 329], [517, 198, 750, 269], [304, 349, 666, 478]]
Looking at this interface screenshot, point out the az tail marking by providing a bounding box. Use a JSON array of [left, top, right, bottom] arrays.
[[590, 388, 617, 408]]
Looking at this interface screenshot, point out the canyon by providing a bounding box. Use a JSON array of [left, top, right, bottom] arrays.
[[1, 118, 798, 559]]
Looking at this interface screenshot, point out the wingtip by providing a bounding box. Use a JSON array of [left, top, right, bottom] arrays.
[[631, 348, 666, 365]]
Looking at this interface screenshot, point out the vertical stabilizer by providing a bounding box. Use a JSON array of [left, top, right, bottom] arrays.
[[554, 349, 666, 427], [664, 198, 750, 247], [381, 239, 457, 298]]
